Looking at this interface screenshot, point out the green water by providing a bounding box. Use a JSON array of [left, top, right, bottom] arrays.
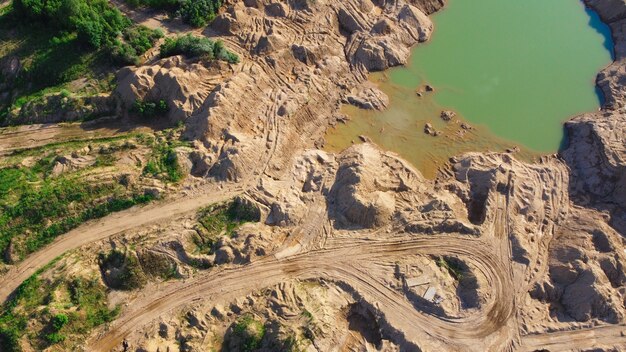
[[326, 0, 612, 176]]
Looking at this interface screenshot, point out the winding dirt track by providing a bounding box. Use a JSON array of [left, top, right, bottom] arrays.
[[0, 187, 243, 302], [88, 235, 514, 351]]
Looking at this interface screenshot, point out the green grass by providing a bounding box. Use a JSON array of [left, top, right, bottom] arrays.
[[0, 171, 155, 261], [194, 201, 259, 254], [0, 261, 119, 351], [233, 315, 265, 352], [436, 256, 464, 281], [0, 148, 155, 263], [142, 142, 186, 183]]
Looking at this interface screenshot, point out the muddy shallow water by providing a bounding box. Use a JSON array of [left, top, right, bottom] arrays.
[[325, 0, 612, 178]]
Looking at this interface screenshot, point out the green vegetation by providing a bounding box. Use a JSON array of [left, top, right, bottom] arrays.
[[0, 165, 155, 261], [178, 0, 222, 27], [436, 256, 464, 281], [0, 258, 118, 351], [160, 34, 239, 63], [300, 308, 319, 344], [125, 0, 222, 27], [45, 313, 69, 343], [232, 314, 266, 352], [98, 249, 147, 290], [142, 143, 184, 182], [112, 26, 164, 65], [194, 200, 260, 254], [3, 134, 140, 162], [137, 250, 178, 279], [0, 136, 157, 263], [131, 99, 169, 117], [0, 0, 162, 121], [13, 0, 130, 48], [125, 0, 179, 11]]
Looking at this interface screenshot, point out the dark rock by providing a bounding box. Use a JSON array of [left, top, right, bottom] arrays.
[[440, 110, 456, 121]]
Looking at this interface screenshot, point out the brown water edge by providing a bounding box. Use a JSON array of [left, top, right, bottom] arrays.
[[324, 72, 540, 179]]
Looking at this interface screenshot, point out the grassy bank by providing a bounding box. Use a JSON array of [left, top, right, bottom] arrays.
[[0, 258, 119, 351], [0, 130, 191, 263]]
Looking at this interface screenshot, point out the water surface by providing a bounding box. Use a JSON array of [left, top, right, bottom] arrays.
[[325, 0, 612, 178]]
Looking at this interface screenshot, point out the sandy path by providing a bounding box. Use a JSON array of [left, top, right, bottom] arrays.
[[519, 324, 626, 351]]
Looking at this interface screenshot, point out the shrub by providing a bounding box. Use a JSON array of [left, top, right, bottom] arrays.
[[111, 41, 140, 66], [111, 26, 164, 65], [160, 34, 215, 58], [50, 314, 69, 331], [125, 26, 164, 54], [45, 332, 65, 344], [231, 315, 266, 352], [142, 145, 184, 182], [131, 99, 169, 117], [160, 34, 239, 63], [125, 0, 179, 10], [98, 250, 147, 290], [177, 0, 222, 27]]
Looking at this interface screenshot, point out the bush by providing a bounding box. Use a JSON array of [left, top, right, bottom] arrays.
[[142, 145, 184, 183], [98, 250, 147, 290], [45, 332, 65, 344], [111, 26, 164, 66], [177, 0, 222, 27], [229, 315, 266, 352], [125, 26, 164, 54], [131, 99, 169, 117], [160, 34, 239, 63], [160, 34, 214, 58], [50, 314, 69, 331]]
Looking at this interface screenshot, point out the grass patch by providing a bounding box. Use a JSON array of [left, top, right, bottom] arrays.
[[0, 152, 155, 263], [436, 256, 464, 281], [142, 142, 185, 183], [232, 315, 265, 352], [4, 133, 143, 162], [98, 249, 147, 290], [0, 169, 155, 261], [0, 265, 119, 351], [194, 200, 260, 254]]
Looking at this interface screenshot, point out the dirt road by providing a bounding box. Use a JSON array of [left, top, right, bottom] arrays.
[[88, 235, 515, 351], [520, 324, 626, 351], [0, 121, 157, 155]]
